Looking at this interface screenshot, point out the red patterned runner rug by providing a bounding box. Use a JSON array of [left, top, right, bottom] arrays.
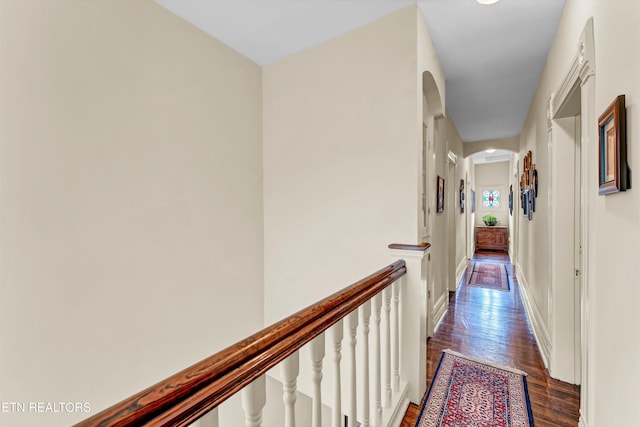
[[415, 350, 534, 427], [467, 262, 510, 291]]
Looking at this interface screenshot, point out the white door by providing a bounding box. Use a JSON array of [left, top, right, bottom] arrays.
[[573, 114, 582, 384]]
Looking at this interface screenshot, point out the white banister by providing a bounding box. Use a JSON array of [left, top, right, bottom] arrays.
[[329, 320, 344, 427], [241, 376, 266, 427], [391, 280, 400, 392], [347, 310, 359, 427], [281, 352, 300, 427], [371, 293, 382, 427], [359, 300, 371, 427], [310, 333, 325, 427], [383, 287, 392, 408], [77, 260, 420, 427]]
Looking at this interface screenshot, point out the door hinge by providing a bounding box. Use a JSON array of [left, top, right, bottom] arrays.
[[575, 268, 581, 278]]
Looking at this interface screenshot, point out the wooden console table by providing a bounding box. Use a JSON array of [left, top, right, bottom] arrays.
[[475, 226, 508, 251]]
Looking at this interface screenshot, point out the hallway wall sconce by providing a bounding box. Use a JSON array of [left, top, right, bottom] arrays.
[[598, 95, 630, 194]]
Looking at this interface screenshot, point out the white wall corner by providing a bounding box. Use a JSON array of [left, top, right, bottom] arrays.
[[388, 247, 429, 404], [515, 263, 552, 369]]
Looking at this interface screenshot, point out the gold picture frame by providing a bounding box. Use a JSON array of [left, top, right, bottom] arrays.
[[598, 95, 629, 195]]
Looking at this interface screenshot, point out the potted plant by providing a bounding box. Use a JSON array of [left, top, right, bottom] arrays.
[[482, 214, 498, 226]]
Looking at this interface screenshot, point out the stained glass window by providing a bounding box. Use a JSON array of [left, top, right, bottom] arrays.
[[482, 190, 500, 208]]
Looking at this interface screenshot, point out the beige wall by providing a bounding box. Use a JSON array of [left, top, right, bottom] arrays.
[[0, 1, 264, 425], [263, 6, 441, 324], [517, 0, 640, 424], [474, 162, 510, 227]]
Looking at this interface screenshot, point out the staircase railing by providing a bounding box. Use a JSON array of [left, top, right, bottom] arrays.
[[75, 243, 430, 427]]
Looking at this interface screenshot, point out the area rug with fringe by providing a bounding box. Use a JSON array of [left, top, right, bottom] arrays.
[[467, 262, 510, 291], [415, 350, 534, 427]]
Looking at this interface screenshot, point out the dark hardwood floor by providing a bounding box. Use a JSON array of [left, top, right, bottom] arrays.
[[400, 250, 580, 426]]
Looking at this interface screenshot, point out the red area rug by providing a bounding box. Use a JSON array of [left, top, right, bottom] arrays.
[[467, 262, 510, 291], [416, 350, 533, 427]]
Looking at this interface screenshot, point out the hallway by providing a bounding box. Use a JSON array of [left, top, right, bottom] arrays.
[[401, 251, 580, 426]]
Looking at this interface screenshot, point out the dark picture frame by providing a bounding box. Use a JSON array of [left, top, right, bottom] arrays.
[[520, 150, 538, 220], [523, 190, 530, 220], [460, 179, 465, 213], [598, 95, 629, 195], [437, 175, 445, 213], [508, 185, 513, 216]]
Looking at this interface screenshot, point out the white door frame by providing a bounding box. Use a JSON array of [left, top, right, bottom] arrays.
[[548, 18, 595, 427]]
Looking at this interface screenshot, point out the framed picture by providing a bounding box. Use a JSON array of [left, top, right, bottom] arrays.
[[471, 189, 476, 213], [437, 175, 445, 213], [508, 185, 513, 216], [598, 95, 629, 195], [460, 179, 465, 213], [523, 190, 530, 220], [529, 188, 535, 214]]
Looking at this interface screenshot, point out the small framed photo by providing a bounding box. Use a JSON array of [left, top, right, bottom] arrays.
[[598, 95, 629, 195], [460, 179, 465, 213], [437, 175, 445, 213], [523, 190, 529, 219]]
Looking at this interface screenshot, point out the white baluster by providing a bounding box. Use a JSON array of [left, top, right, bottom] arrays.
[[383, 287, 392, 407], [347, 310, 359, 427], [282, 352, 300, 427], [392, 280, 400, 392], [241, 376, 266, 427], [372, 294, 382, 427], [360, 300, 371, 427], [329, 320, 344, 427], [197, 407, 219, 427], [310, 333, 326, 427]]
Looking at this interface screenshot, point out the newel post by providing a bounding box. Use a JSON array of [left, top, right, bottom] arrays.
[[388, 243, 430, 404]]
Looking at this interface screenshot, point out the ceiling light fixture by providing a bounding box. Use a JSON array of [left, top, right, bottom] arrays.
[[485, 149, 496, 153], [477, 0, 499, 5]]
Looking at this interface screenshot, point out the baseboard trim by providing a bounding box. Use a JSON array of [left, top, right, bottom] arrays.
[[386, 384, 409, 427], [515, 262, 552, 369], [433, 292, 448, 333], [455, 257, 468, 290], [579, 412, 590, 427]]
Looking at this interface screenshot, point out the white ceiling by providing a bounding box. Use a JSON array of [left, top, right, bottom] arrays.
[[155, 0, 565, 143]]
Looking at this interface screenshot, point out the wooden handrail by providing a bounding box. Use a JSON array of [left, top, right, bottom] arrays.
[[388, 242, 431, 251], [75, 260, 407, 427]]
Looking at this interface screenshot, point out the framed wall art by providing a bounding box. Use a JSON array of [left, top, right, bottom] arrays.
[[460, 179, 465, 213], [437, 175, 445, 213], [509, 185, 513, 216], [598, 95, 629, 195], [520, 150, 538, 220]]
